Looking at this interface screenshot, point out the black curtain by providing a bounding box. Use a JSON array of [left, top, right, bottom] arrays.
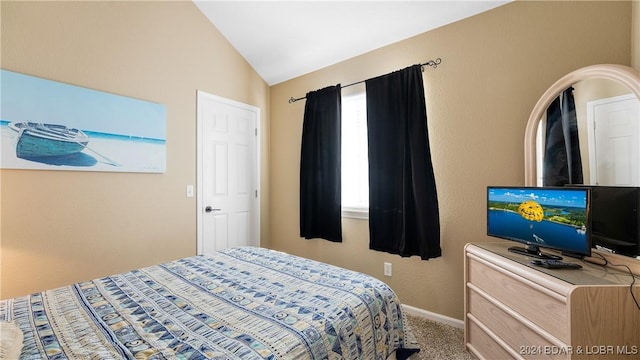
[[543, 87, 583, 186], [365, 65, 441, 260], [299, 85, 342, 242]]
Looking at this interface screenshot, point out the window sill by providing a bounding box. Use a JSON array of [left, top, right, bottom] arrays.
[[342, 207, 369, 220]]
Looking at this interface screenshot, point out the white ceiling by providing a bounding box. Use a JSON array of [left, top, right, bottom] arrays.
[[194, 1, 511, 85]]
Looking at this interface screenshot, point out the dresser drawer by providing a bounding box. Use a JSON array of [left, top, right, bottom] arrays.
[[467, 256, 569, 342], [467, 318, 517, 360], [467, 287, 568, 360]]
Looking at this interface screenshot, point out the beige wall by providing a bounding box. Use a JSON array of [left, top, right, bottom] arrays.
[[269, 1, 631, 320], [0, 1, 270, 299], [634, 0, 639, 70]]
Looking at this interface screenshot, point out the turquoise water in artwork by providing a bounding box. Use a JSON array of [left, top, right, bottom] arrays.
[[83, 130, 165, 145]]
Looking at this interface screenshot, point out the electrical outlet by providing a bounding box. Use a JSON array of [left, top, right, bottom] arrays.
[[384, 262, 392, 277]]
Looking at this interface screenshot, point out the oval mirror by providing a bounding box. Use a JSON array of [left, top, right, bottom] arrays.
[[525, 64, 640, 186]]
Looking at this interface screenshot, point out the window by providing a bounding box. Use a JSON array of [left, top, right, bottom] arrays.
[[341, 93, 369, 219]]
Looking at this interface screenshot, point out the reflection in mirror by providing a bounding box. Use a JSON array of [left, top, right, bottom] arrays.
[[525, 65, 640, 187], [535, 78, 640, 186]]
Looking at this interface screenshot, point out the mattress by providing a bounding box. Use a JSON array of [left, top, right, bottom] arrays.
[[1, 247, 420, 359]]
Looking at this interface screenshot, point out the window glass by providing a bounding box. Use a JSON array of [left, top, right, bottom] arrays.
[[342, 93, 368, 218]]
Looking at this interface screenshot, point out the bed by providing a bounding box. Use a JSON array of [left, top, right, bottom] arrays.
[[0, 247, 419, 359]]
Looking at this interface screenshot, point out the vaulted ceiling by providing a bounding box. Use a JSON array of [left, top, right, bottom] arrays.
[[194, 1, 511, 85]]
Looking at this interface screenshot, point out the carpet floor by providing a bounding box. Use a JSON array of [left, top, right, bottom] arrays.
[[405, 314, 476, 359]]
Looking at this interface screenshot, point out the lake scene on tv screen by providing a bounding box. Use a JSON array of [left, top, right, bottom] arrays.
[[488, 188, 588, 254]]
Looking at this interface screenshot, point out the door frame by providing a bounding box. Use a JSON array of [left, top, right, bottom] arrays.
[[196, 90, 261, 254]]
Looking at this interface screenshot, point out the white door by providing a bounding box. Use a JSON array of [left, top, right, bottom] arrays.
[[197, 91, 259, 254], [587, 94, 640, 185]]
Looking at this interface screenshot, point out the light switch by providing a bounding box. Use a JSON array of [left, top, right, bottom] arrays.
[[186, 185, 194, 198]]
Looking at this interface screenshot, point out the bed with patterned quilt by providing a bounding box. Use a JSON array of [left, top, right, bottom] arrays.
[[0, 247, 419, 359]]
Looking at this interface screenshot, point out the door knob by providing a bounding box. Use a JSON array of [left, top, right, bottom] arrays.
[[205, 206, 221, 213]]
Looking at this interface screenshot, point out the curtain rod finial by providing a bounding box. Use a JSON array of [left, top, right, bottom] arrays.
[[422, 58, 442, 71]]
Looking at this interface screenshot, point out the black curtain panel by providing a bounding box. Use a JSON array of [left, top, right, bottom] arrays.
[[561, 87, 583, 184], [543, 87, 583, 186], [365, 65, 441, 260], [299, 85, 342, 242], [543, 96, 568, 185]]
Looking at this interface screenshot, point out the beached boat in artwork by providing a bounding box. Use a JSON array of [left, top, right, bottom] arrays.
[[9, 122, 90, 158]]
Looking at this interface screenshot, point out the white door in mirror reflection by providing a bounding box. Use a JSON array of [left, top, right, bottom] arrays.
[[587, 94, 640, 185]]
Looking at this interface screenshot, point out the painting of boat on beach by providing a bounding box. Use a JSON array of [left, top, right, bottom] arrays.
[[0, 69, 166, 173]]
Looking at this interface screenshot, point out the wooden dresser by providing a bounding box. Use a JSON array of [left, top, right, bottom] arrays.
[[464, 242, 640, 360]]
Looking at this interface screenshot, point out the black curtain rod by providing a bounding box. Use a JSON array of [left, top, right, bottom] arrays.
[[288, 58, 441, 104]]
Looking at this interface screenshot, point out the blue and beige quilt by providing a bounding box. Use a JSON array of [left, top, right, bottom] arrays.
[[1, 247, 419, 359]]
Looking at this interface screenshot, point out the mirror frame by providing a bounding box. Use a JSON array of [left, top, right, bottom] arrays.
[[524, 64, 640, 186]]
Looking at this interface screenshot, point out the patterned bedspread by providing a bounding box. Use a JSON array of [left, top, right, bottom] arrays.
[[1, 247, 419, 359]]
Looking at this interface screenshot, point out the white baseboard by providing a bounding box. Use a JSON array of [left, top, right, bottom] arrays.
[[401, 304, 464, 329]]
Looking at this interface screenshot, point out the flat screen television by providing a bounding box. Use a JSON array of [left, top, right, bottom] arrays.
[[566, 185, 640, 258], [487, 186, 591, 259]]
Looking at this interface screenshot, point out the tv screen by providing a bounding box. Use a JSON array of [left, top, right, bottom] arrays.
[[487, 186, 591, 259]]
